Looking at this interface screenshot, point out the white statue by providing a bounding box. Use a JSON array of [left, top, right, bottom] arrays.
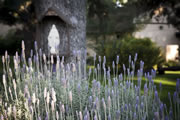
[[48, 24, 60, 54]]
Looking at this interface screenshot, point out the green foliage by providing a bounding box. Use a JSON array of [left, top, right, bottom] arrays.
[[95, 35, 165, 70], [0, 0, 34, 25], [87, 0, 138, 36], [0, 30, 22, 55], [164, 60, 180, 67]]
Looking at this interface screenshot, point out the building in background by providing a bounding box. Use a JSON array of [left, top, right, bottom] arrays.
[[134, 18, 180, 62]]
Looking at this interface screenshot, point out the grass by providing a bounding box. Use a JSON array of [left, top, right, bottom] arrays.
[[154, 71, 179, 108], [132, 70, 179, 109]]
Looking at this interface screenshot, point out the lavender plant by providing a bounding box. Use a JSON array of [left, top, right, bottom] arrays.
[[0, 41, 179, 120]]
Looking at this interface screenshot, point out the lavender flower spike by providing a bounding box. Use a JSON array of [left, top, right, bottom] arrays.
[[154, 91, 159, 102]]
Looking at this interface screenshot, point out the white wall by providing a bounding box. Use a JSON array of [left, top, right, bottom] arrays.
[[134, 20, 180, 61]]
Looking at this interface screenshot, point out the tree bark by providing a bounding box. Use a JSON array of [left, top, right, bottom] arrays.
[[34, 0, 86, 64]]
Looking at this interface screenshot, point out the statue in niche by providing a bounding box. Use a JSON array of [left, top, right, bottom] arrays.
[[48, 24, 60, 55]]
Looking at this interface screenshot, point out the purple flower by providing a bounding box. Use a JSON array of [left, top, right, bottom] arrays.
[[144, 84, 148, 95], [93, 102, 97, 109], [133, 112, 137, 119], [45, 112, 48, 120], [135, 104, 138, 111], [176, 79, 180, 92], [152, 80, 154, 85], [108, 78, 112, 87], [84, 115, 88, 120], [1, 115, 4, 120], [28, 97, 32, 106], [89, 68, 92, 76], [121, 106, 124, 113], [137, 86, 140, 95], [140, 61, 144, 69], [102, 98, 105, 103], [103, 63, 105, 69], [28, 58, 32, 66], [108, 114, 111, 120], [92, 80, 97, 88], [173, 92, 177, 103], [61, 78, 66, 87], [164, 104, 167, 111], [94, 115, 97, 120], [154, 112, 159, 120], [103, 56, 106, 64], [165, 116, 168, 120], [119, 73, 123, 81], [151, 69, 156, 78], [89, 96, 92, 104], [147, 75, 152, 82], [77, 83, 81, 93], [97, 64, 100, 70], [107, 70, 110, 80], [35, 55, 39, 64], [98, 56, 101, 63], [124, 104, 128, 111], [129, 104, 131, 111], [30, 49, 33, 57], [169, 110, 173, 119], [127, 68, 130, 76], [114, 79, 118, 87], [111, 90, 114, 97], [116, 56, 119, 64], [129, 55, 131, 64], [155, 91, 159, 102], [84, 107, 88, 114], [134, 53, 138, 62], [38, 116, 41, 120], [93, 54, 96, 61], [39, 49, 42, 57], [138, 78, 141, 87], [131, 71, 134, 77], [73, 50, 77, 56], [141, 102, 144, 109], [116, 110, 120, 119], [131, 60, 134, 67], [95, 97, 99, 104], [160, 103, 164, 118], [62, 56, 64, 63], [136, 96, 139, 104], [96, 81, 101, 90], [123, 64, 126, 72], [137, 69, 140, 78], [57, 55, 60, 62], [53, 64, 56, 72], [34, 41, 38, 51]]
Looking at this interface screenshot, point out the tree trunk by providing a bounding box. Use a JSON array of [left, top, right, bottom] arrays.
[[34, 0, 86, 64]]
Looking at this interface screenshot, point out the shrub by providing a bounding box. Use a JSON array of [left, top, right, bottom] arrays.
[[164, 60, 180, 67], [94, 35, 165, 71], [0, 41, 179, 120]]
